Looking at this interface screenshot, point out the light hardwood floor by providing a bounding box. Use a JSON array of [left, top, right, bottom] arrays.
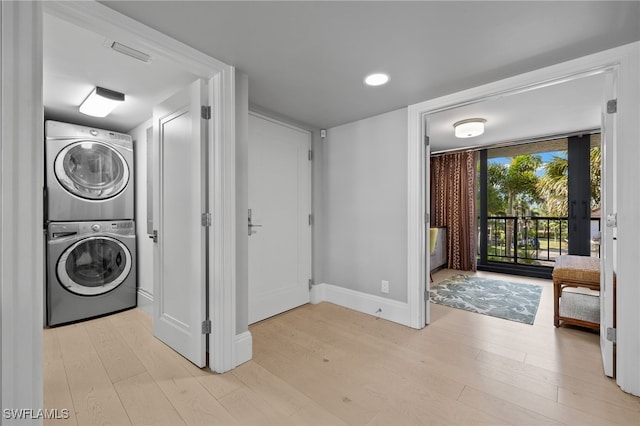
[[44, 269, 640, 425]]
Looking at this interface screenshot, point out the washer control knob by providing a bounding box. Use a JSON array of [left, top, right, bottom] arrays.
[[91, 224, 101, 232]]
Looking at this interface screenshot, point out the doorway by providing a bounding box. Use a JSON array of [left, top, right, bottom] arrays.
[[477, 134, 602, 277], [408, 65, 620, 380], [40, 0, 238, 373]]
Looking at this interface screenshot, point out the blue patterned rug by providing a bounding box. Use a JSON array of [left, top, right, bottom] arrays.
[[429, 274, 542, 325]]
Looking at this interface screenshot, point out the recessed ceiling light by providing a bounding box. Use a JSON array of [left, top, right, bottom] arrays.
[[453, 118, 486, 138], [364, 73, 390, 86]]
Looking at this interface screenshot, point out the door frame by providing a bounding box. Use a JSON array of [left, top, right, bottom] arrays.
[[407, 42, 640, 394], [1, 3, 239, 413], [1, 1, 44, 411]]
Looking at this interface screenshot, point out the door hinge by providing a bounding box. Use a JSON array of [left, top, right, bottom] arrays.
[[309, 278, 314, 290], [308, 150, 313, 161], [202, 320, 212, 334], [201, 212, 212, 227], [607, 327, 616, 343], [425, 212, 430, 224], [149, 229, 158, 243], [308, 214, 313, 226], [424, 288, 429, 302], [201, 105, 212, 120], [607, 99, 617, 114], [424, 135, 430, 147]]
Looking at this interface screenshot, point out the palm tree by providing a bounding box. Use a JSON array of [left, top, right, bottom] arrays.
[[488, 155, 542, 256], [538, 153, 568, 216], [537, 146, 601, 217]]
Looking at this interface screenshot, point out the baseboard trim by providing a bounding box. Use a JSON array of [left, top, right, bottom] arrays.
[[137, 288, 153, 302], [310, 283, 411, 327], [234, 331, 252, 366]]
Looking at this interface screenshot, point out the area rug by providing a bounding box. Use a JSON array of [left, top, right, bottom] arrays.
[[429, 274, 542, 325]]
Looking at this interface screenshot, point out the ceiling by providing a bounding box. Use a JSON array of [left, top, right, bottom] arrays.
[[43, 13, 198, 133], [44, 1, 639, 147], [427, 72, 606, 152]]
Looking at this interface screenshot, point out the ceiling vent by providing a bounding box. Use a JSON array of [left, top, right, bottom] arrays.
[[110, 41, 152, 63]]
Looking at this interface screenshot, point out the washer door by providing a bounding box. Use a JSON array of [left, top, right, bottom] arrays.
[[54, 141, 130, 200], [58, 236, 132, 296]]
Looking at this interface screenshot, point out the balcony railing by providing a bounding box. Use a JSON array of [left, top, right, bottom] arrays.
[[481, 216, 601, 267]]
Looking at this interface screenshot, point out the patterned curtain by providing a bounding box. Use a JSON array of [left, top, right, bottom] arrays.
[[431, 151, 478, 271]]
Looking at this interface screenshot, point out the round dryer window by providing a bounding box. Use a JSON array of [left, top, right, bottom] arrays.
[[54, 141, 130, 200], [57, 236, 132, 296]]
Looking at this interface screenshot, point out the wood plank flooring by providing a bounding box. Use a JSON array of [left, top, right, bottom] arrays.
[[44, 270, 640, 425]]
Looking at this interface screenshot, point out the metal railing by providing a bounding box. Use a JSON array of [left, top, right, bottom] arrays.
[[482, 216, 600, 267]]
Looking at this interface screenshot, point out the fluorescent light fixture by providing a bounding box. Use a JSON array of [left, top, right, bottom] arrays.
[[110, 42, 152, 63], [79, 87, 125, 118], [454, 118, 486, 138], [364, 73, 390, 86]]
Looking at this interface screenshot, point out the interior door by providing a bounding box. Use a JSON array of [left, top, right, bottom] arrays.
[[248, 113, 311, 324], [600, 70, 617, 377], [152, 79, 208, 367]]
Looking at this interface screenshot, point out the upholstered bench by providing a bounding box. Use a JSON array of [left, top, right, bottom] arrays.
[[552, 255, 600, 330]]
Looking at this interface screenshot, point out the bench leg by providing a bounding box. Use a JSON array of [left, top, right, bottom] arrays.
[[553, 279, 560, 327]]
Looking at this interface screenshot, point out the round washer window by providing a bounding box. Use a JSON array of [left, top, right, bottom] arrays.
[[54, 141, 129, 200], [57, 236, 132, 296]]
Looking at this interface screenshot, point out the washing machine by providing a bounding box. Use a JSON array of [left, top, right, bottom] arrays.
[[46, 220, 136, 326], [45, 120, 134, 221]]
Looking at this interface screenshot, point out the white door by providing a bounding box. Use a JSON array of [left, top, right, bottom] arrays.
[[248, 113, 311, 324], [600, 71, 617, 377], [152, 79, 209, 367]]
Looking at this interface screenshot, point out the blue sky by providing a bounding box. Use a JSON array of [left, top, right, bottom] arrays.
[[489, 151, 566, 166]]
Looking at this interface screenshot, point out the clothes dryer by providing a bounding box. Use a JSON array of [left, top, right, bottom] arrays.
[[46, 220, 136, 326], [45, 120, 134, 221]]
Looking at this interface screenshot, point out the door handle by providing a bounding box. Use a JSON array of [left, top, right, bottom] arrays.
[[248, 209, 262, 236], [248, 223, 262, 236]]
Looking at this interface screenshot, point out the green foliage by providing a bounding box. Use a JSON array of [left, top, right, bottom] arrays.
[[488, 155, 542, 216], [536, 146, 601, 216], [590, 146, 601, 208], [537, 153, 568, 216]]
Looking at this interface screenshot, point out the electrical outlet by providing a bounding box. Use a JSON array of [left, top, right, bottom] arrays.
[[381, 280, 389, 294]]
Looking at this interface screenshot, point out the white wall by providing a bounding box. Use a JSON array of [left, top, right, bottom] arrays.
[[130, 119, 154, 306], [317, 108, 408, 302]]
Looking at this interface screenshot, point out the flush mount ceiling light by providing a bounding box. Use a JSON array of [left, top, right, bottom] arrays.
[[364, 73, 390, 86], [453, 118, 487, 138], [79, 87, 125, 118]]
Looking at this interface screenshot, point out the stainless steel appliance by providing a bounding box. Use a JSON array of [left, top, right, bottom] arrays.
[[46, 220, 136, 326], [45, 120, 134, 221]]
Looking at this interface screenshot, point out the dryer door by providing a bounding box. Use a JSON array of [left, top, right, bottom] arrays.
[[54, 141, 130, 200], [58, 236, 132, 296]]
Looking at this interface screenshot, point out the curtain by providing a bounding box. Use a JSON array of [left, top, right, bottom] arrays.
[[431, 151, 478, 271]]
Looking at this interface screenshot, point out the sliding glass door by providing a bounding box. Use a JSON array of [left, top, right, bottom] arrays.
[[477, 134, 600, 278]]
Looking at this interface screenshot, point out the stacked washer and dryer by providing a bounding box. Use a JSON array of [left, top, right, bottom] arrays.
[[45, 121, 137, 326]]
